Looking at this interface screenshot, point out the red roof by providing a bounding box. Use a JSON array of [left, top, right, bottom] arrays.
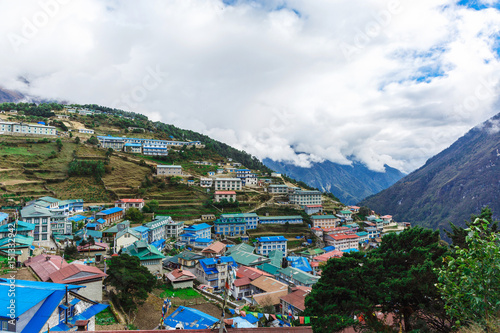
[[167, 268, 196, 282], [330, 234, 359, 241], [24, 254, 69, 282], [236, 266, 272, 280], [313, 250, 344, 262], [201, 241, 226, 254], [233, 277, 252, 287], [77, 242, 109, 252], [49, 263, 107, 284], [215, 191, 237, 195], [280, 287, 312, 311], [305, 205, 322, 208], [115, 199, 144, 203]]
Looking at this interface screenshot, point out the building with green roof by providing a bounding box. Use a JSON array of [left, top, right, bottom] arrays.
[[277, 266, 319, 287], [298, 248, 325, 259], [214, 218, 246, 236], [256, 262, 280, 276], [226, 243, 255, 254], [0, 221, 34, 238], [267, 250, 284, 267], [0, 234, 34, 264], [122, 240, 166, 275], [219, 213, 259, 230], [226, 250, 270, 267], [259, 216, 303, 225]]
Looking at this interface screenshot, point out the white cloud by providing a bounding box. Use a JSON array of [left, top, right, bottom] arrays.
[[0, 0, 499, 173]]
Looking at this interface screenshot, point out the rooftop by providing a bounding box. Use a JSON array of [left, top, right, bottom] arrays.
[[280, 287, 312, 311], [259, 216, 302, 221], [256, 236, 288, 242], [98, 207, 124, 215], [116, 199, 145, 203], [201, 241, 226, 254], [250, 275, 287, 293], [24, 254, 69, 281], [49, 263, 107, 284]]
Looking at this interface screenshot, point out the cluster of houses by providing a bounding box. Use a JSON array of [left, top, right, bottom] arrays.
[[155, 164, 323, 208], [97, 135, 203, 156]]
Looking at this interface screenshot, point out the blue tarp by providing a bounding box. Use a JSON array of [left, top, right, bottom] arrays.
[[164, 306, 218, 329]]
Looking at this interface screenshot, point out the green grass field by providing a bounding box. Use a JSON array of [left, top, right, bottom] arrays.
[[159, 286, 201, 299], [0, 146, 35, 156], [95, 307, 117, 325]]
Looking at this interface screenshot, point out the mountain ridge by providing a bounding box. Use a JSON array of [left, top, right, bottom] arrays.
[[360, 112, 500, 232], [263, 158, 405, 205]]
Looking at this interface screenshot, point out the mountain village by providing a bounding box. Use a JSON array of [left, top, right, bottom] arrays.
[[0, 105, 411, 332]]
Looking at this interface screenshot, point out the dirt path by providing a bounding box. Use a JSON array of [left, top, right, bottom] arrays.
[[1, 179, 44, 185], [246, 195, 275, 213]]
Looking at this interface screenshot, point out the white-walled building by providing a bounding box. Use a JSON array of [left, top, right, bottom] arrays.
[[214, 178, 242, 191], [0, 121, 56, 136], [200, 177, 213, 187], [214, 191, 237, 203], [157, 165, 182, 176], [255, 236, 288, 257], [289, 190, 322, 207]]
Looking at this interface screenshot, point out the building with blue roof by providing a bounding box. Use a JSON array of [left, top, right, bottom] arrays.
[[183, 223, 211, 236], [163, 306, 218, 330], [58, 199, 84, 214], [229, 315, 258, 328], [322, 245, 336, 252], [124, 142, 142, 153], [193, 238, 213, 248], [68, 214, 88, 223], [86, 222, 98, 230], [255, 236, 288, 257], [98, 135, 201, 157], [133, 225, 150, 241], [74, 228, 103, 245], [287, 256, 312, 273], [195, 256, 236, 289], [96, 207, 124, 225], [0, 278, 107, 333], [151, 239, 166, 251]]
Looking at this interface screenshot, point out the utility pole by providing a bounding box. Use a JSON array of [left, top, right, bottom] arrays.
[[217, 264, 236, 333]]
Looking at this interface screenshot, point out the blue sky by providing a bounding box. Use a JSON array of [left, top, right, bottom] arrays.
[[0, 0, 499, 172]]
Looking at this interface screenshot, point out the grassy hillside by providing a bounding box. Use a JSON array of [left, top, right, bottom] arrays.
[[0, 103, 344, 223]]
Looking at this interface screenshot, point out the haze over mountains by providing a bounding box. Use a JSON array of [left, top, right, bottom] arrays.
[[0, 86, 62, 104], [263, 159, 405, 205], [361, 112, 500, 232]]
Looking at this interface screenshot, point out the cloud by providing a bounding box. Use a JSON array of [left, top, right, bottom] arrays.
[[0, 0, 499, 173]]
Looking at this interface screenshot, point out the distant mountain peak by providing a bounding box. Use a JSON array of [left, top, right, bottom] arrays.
[[360, 111, 500, 234], [263, 158, 405, 205]]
